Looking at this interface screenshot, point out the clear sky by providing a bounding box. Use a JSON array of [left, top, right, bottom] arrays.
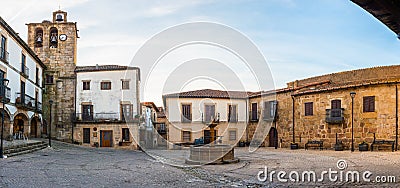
[[2, 0, 400, 105]]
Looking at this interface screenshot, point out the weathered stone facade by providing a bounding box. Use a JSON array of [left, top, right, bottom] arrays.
[[26, 10, 77, 141], [249, 65, 400, 150]]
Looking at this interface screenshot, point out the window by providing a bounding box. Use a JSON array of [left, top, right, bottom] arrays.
[[204, 104, 216, 122], [181, 104, 192, 122], [21, 54, 28, 77], [45, 74, 54, 84], [363, 96, 375, 112], [159, 123, 166, 131], [305, 102, 313, 116], [251, 103, 258, 121], [35, 68, 39, 85], [122, 80, 129, 90], [182, 131, 191, 142], [0, 35, 7, 62], [263, 101, 278, 120], [229, 130, 237, 141], [228, 105, 237, 122], [82, 105, 93, 121], [101, 81, 111, 90], [122, 128, 130, 142], [82, 81, 90, 90], [20, 81, 25, 103], [121, 104, 133, 121], [83, 128, 90, 144], [331, 100, 342, 117]]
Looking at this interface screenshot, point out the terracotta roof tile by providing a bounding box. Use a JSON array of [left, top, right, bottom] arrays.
[[163, 89, 257, 99], [75, 65, 139, 72]]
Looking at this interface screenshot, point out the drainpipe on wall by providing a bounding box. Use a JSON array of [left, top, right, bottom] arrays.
[[396, 84, 398, 151], [292, 96, 295, 143]]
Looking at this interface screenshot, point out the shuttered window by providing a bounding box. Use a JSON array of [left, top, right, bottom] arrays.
[[229, 130, 237, 141], [83, 128, 90, 144], [305, 102, 313, 116], [181, 104, 192, 122], [182, 131, 191, 142], [363, 96, 375, 112]]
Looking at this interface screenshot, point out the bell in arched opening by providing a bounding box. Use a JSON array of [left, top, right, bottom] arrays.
[[55, 14, 63, 22]]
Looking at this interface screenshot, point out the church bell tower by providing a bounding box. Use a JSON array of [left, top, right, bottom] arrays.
[[26, 10, 78, 141]]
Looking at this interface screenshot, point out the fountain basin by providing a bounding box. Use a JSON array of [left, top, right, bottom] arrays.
[[185, 145, 239, 165]]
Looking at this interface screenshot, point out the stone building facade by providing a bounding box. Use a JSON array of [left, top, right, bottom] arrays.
[[26, 10, 77, 141], [250, 65, 400, 150]]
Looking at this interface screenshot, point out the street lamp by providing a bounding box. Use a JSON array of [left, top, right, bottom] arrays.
[[49, 100, 53, 147], [350, 91, 356, 152], [0, 78, 9, 158]]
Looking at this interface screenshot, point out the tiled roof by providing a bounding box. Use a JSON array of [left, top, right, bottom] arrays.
[[163, 89, 258, 99], [75, 65, 139, 72]]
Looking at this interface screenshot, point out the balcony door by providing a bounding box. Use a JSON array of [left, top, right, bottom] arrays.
[[331, 100, 341, 117], [204, 104, 215, 123], [82, 105, 93, 121]]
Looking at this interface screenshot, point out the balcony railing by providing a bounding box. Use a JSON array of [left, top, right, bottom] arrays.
[[36, 101, 42, 113], [326, 108, 344, 124], [0, 47, 9, 63], [15, 93, 36, 110], [73, 112, 136, 122], [0, 84, 11, 103], [21, 64, 29, 77], [202, 112, 220, 124]]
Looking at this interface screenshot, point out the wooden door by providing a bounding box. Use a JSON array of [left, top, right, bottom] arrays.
[[100, 130, 113, 147], [268, 127, 278, 147], [203, 130, 217, 144]]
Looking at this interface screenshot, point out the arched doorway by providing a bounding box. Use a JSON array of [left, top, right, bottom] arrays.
[[268, 127, 278, 148], [30, 117, 40, 138], [0, 109, 11, 139], [13, 113, 28, 139]]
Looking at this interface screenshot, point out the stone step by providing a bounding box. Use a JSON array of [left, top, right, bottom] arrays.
[[3, 141, 48, 157]]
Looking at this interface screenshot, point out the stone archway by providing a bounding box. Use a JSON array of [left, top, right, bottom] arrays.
[[13, 113, 29, 139], [30, 116, 40, 138], [0, 109, 11, 140]]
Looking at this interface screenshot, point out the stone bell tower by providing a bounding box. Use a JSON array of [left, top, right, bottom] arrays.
[[26, 10, 78, 141]]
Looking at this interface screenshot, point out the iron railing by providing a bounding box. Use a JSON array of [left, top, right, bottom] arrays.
[[21, 64, 29, 77], [0, 84, 10, 102], [0, 47, 9, 63], [15, 93, 36, 110], [202, 112, 220, 123], [326, 108, 344, 124], [73, 112, 136, 122]]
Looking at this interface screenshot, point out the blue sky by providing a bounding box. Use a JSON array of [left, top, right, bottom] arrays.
[[2, 0, 400, 104]]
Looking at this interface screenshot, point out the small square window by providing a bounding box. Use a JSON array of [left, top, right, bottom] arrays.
[[122, 80, 129, 90], [363, 96, 375, 112], [45, 74, 54, 84], [305, 102, 313, 116], [101, 81, 111, 90], [182, 131, 191, 142], [83, 81, 90, 90]]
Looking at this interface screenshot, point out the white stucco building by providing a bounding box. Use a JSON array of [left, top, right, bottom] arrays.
[[0, 17, 46, 139], [73, 65, 140, 148], [163, 89, 253, 146]]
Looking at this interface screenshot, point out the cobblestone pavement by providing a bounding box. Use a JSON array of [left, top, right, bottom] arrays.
[[1, 142, 400, 187], [0, 141, 212, 188]]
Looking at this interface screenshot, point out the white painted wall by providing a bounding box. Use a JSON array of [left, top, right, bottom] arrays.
[[165, 97, 247, 122], [0, 24, 44, 117], [76, 69, 140, 118]]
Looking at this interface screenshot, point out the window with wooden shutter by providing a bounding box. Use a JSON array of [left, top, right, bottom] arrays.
[[181, 104, 192, 122], [229, 130, 237, 141], [305, 102, 313, 116], [363, 96, 375, 112], [228, 105, 237, 123], [182, 131, 191, 142]]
